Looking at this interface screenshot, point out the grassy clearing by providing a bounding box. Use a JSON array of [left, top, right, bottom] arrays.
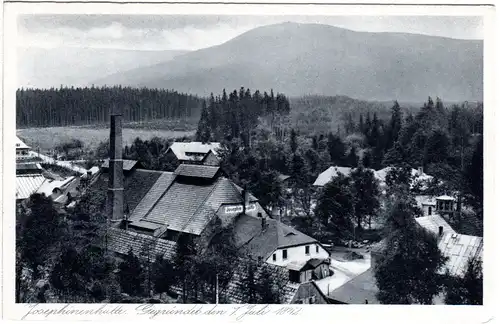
[[17, 126, 195, 151]]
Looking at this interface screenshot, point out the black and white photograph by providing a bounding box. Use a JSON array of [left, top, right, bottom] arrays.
[[2, 2, 495, 316]]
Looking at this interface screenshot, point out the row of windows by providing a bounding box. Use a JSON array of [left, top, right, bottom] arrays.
[[296, 296, 316, 304], [271, 244, 321, 261]]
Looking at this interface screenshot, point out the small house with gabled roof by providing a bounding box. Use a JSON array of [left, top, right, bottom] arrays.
[[231, 214, 331, 281], [15, 136, 31, 161], [164, 141, 221, 166]]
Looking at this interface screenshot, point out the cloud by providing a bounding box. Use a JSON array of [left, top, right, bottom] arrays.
[[17, 15, 483, 51]]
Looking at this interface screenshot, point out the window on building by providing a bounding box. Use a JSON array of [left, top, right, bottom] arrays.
[[428, 206, 432, 215], [282, 249, 288, 260], [305, 246, 310, 255], [316, 245, 319, 253], [272, 253, 276, 261], [309, 296, 316, 304]]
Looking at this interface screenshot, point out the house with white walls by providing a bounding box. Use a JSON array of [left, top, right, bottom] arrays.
[[232, 214, 331, 282]]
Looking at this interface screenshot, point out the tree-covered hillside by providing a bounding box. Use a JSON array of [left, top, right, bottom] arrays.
[[16, 86, 204, 128]]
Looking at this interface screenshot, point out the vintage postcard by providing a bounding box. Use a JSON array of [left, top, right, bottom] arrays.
[[1, 1, 497, 323]]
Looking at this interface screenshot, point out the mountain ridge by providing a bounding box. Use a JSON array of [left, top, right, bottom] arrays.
[[92, 22, 481, 102]]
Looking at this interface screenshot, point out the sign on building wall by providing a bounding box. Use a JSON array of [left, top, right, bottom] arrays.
[[224, 203, 257, 214]]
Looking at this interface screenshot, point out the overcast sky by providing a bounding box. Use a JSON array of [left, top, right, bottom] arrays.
[[18, 14, 483, 51]]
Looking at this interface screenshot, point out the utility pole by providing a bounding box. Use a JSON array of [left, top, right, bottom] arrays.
[[215, 273, 219, 304]]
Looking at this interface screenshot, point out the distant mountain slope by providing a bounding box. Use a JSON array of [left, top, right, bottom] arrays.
[[94, 22, 483, 102], [18, 47, 188, 89]]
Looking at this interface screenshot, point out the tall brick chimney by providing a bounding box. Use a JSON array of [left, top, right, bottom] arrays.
[[107, 106, 124, 225]]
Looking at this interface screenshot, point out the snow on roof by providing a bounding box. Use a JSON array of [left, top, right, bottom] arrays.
[[438, 233, 483, 277], [167, 142, 221, 161], [313, 166, 355, 186], [15, 136, 30, 150]]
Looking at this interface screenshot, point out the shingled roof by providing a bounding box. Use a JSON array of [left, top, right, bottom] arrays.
[[107, 227, 299, 304], [174, 164, 221, 179], [221, 260, 300, 304], [101, 159, 138, 171], [132, 176, 243, 235], [233, 214, 320, 261], [92, 163, 257, 237], [415, 215, 457, 236], [328, 269, 380, 304], [107, 227, 176, 260], [89, 168, 164, 214]]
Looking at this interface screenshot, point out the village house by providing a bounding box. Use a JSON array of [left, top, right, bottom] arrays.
[[313, 165, 434, 191], [415, 195, 437, 216], [16, 163, 46, 202], [371, 214, 482, 278], [231, 214, 331, 281], [355, 213, 483, 305], [15, 136, 31, 161], [163, 141, 221, 166], [16, 160, 81, 210], [313, 166, 354, 186], [327, 268, 379, 304], [37, 175, 81, 206]]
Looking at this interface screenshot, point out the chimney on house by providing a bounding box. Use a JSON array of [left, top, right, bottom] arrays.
[[242, 186, 249, 215], [438, 226, 443, 237], [107, 106, 124, 225]]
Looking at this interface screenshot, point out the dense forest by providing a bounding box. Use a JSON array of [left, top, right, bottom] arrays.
[[196, 87, 290, 144], [16, 87, 205, 128]]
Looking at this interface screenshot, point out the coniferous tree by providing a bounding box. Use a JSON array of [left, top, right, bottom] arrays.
[[350, 166, 381, 230], [314, 174, 354, 240], [327, 133, 346, 165], [423, 129, 450, 168], [387, 101, 402, 148], [444, 258, 483, 305], [375, 194, 447, 304], [241, 262, 258, 303], [346, 147, 359, 167], [465, 135, 483, 219], [119, 248, 145, 296], [196, 100, 211, 143], [17, 194, 63, 279], [289, 129, 298, 153], [151, 254, 175, 297], [362, 150, 372, 168]]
